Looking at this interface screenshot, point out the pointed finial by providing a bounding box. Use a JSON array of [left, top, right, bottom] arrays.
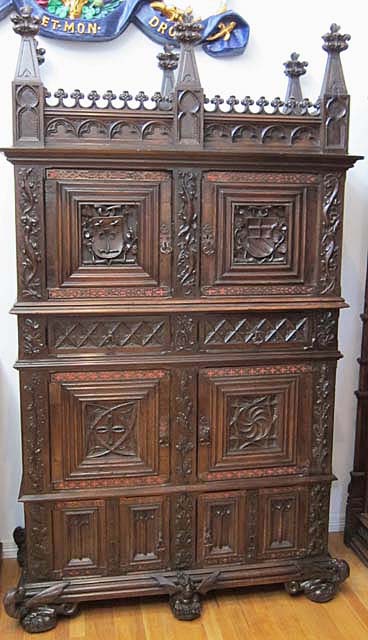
[[320, 23, 350, 96], [173, 8, 203, 87], [283, 52, 308, 102], [157, 44, 179, 109]]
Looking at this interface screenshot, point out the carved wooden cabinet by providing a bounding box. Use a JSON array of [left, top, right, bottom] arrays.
[[3, 10, 360, 633]]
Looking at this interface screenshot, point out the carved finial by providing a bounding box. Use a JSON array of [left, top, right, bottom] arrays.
[[157, 44, 179, 109], [173, 8, 203, 46], [283, 52, 308, 102], [322, 23, 351, 54], [320, 23, 350, 96], [11, 5, 41, 37]]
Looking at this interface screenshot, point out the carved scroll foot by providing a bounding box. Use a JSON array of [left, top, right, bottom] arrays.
[[285, 557, 349, 603], [13, 526, 26, 568], [3, 583, 78, 634]]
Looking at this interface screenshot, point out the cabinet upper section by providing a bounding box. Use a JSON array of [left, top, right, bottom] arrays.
[[8, 8, 352, 155]]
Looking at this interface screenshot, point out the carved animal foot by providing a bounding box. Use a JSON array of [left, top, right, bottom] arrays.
[[3, 582, 78, 633], [285, 557, 349, 603], [154, 570, 220, 621], [13, 526, 26, 568]]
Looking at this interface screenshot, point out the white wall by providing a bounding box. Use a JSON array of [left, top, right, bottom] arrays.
[[0, 0, 367, 554]]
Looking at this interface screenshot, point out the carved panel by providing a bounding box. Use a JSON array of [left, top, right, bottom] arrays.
[[14, 83, 44, 145], [312, 363, 335, 473], [198, 364, 312, 480], [19, 317, 47, 358], [53, 500, 106, 577], [49, 316, 170, 352], [322, 95, 350, 152], [174, 170, 200, 297], [173, 315, 198, 351], [81, 203, 138, 266], [45, 171, 171, 295], [21, 371, 49, 493], [49, 370, 170, 486], [320, 174, 343, 295], [259, 487, 307, 559], [201, 313, 310, 350], [201, 172, 319, 295], [204, 120, 321, 150], [172, 369, 197, 483], [16, 167, 45, 300], [45, 115, 173, 145], [172, 493, 195, 570], [197, 492, 244, 565], [233, 205, 288, 265], [120, 496, 169, 572], [307, 484, 330, 556], [314, 311, 338, 349], [246, 490, 258, 561], [25, 503, 52, 581]]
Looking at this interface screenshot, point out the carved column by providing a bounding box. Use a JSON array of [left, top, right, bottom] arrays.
[[173, 9, 204, 146], [11, 6, 45, 146], [320, 24, 350, 153]]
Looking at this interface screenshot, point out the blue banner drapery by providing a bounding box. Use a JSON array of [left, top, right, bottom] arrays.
[[0, 0, 250, 56]]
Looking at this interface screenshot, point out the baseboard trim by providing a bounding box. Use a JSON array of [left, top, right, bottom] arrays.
[[1, 514, 346, 559]]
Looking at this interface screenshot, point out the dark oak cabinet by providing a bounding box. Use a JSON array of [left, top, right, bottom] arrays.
[[3, 10, 360, 633]]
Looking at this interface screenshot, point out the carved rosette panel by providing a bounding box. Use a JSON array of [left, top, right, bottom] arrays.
[[50, 317, 169, 352], [228, 394, 279, 452], [81, 203, 139, 266], [21, 371, 49, 493], [307, 484, 330, 556], [172, 493, 195, 570], [85, 401, 138, 459], [16, 167, 45, 300], [173, 369, 196, 483], [233, 205, 288, 265], [174, 170, 200, 297], [320, 174, 343, 295], [26, 504, 52, 581], [312, 363, 334, 472]]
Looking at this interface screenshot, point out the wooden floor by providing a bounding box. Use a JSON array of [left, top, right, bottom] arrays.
[[1, 534, 368, 639]]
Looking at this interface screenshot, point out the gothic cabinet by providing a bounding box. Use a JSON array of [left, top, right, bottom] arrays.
[[3, 9, 360, 633]]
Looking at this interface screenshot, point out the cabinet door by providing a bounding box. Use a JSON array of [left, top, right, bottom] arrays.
[[258, 487, 308, 559], [50, 369, 170, 489], [120, 496, 170, 572], [197, 492, 245, 566], [45, 169, 172, 300], [198, 363, 312, 480], [201, 171, 320, 297]]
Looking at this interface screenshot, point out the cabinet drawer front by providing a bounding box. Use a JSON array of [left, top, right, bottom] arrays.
[[50, 370, 170, 489], [120, 496, 170, 572], [198, 363, 312, 480], [201, 171, 321, 297], [45, 170, 172, 300]]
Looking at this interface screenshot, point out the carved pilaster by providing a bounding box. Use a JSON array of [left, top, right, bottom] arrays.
[[319, 173, 343, 296], [173, 315, 198, 351], [11, 6, 45, 146], [311, 363, 335, 473], [320, 24, 350, 152], [26, 503, 52, 581], [307, 484, 330, 556], [174, 169, 201, 297], [173, 9, 204, 146], [21, 371, 49, 493], [19, 316, 47, 358], [172, 493, 195, 569], [172, 369, 196, 483], [16, 166, 45, 301]]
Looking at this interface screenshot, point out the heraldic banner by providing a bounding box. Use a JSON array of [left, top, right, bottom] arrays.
[[0, 0, 250, 56]]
